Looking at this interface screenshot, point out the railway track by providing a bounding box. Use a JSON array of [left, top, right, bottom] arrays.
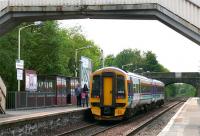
[[124, 101, 184, 136], [55, 100, 185, 136]]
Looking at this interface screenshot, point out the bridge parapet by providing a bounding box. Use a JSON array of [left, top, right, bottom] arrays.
[[144, 72, 200, 79], [0, 0, 7, 10], [0, 0, 200, 29], [143, 72, 200, 96]]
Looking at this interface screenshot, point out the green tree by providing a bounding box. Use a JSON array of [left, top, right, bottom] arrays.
[[114, 49, 143, 71], [165, 83, 196, 98], [0, 21, 101, 91], [105, 49, 168, 73], [104, 54, 115, 67]]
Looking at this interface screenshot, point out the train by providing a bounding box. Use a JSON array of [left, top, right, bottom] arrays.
[[90, 67, 165, 120]]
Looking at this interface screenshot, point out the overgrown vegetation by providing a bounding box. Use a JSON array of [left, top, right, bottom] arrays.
[[104, 49, 169, 72], [165, 83, 196, 98], [0, 21, 101, 91]]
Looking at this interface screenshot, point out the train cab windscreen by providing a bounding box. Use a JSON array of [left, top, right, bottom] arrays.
[[117, 75, 125, 98], [92, 75, 100, 98]]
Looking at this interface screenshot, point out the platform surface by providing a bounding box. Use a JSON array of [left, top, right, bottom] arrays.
[[158, 97, 200, 136], [0, 106, 88, 125]]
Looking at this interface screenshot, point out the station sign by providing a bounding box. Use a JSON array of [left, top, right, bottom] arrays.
[[16, 60, 24, 69], [17, 69, 23, 80]]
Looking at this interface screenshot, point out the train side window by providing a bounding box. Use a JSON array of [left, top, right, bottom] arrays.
[[128, 82, 133, 96], [117, 75, 125, 98], [136, 84, 139, 93], [132, 84, 136, 93], [91, 75, 100, 97]]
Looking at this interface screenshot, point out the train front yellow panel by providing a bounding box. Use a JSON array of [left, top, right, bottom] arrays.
[[115, 108, 126, 116], [103, 77, 112, 106], [91, 107, 101, 116]]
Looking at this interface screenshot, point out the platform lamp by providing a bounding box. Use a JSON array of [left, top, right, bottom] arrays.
[[75, 45, 92, 77], [17, 21, 43, 92], [122, 63, 133, 70], [133, 67, 143, 73]]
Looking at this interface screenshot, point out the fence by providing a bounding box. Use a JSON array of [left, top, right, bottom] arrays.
[[6, 91, 77, 110]]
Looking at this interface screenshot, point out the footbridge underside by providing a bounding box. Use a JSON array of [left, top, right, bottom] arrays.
[[0, 0, 200, 45]]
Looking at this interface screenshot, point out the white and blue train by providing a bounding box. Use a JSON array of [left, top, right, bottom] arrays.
[[90, 67, 165, 120]]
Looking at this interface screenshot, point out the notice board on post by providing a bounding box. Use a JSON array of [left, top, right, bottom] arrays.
[[25, 70, 37, 92]]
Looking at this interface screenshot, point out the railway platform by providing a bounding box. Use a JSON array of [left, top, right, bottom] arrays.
[[0, 106, 90, 135], [158, 97, 200, 136]]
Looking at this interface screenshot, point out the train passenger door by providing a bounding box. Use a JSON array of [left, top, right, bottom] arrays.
[[103, 77, 113, 106], [133, 78, 140, 104]]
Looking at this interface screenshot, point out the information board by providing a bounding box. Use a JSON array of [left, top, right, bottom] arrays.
[[80, 56, 92, 88]]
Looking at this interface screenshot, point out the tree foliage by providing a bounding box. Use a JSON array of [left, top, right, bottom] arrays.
[[104, 49, 169, 73], [165, 83, 196, 98], [0, 21, 101, 92]]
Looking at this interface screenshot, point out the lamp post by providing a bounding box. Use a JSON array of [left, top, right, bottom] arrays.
[[17, 21, 43, 92], [100, 49, 104, 68], [133, 67, 143, 73], [122, 63, 133, 70], [75, 45, 92, 77], [141, 70, 150, 76]]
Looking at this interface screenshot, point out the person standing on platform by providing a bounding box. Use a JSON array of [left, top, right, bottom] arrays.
[[81, 89, 86, 107], [83, 84, 89, 107], [75, 84, 81, 107]]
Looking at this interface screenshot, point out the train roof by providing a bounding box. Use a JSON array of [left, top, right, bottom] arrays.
[[127, 72, 149, 80], [127, 72, 164, 86], [152, 79, 165, 86], [127, 72, 152, 84]]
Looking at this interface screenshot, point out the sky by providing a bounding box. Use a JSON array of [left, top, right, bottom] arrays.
[[58, 19, 200, 72]]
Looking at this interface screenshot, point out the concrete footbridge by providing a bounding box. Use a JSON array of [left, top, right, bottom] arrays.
[[0, 0, 200, 45], [143, 72, 200, 96]]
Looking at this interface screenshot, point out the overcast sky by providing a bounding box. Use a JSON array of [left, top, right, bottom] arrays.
[[58, 19, 200, 72]]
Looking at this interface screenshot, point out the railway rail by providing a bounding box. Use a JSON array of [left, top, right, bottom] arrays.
[[125, 101, 184, 136], [55, 100, 185, 136]]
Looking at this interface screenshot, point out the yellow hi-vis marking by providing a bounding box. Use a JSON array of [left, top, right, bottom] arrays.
[[103, 77, 112, 106]]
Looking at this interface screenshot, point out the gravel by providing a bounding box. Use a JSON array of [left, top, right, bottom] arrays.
[[132, 103, 183, 136]]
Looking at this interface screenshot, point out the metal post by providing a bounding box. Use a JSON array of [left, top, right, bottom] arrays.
[[101, 49, 104, 68], [36, 92, 37, 108], [26, 92, 28, 108], [15, 92, 17, 109], [17, 29, 21, 92], [75, 49, 78, 77], [44, 93, 46, 107]]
